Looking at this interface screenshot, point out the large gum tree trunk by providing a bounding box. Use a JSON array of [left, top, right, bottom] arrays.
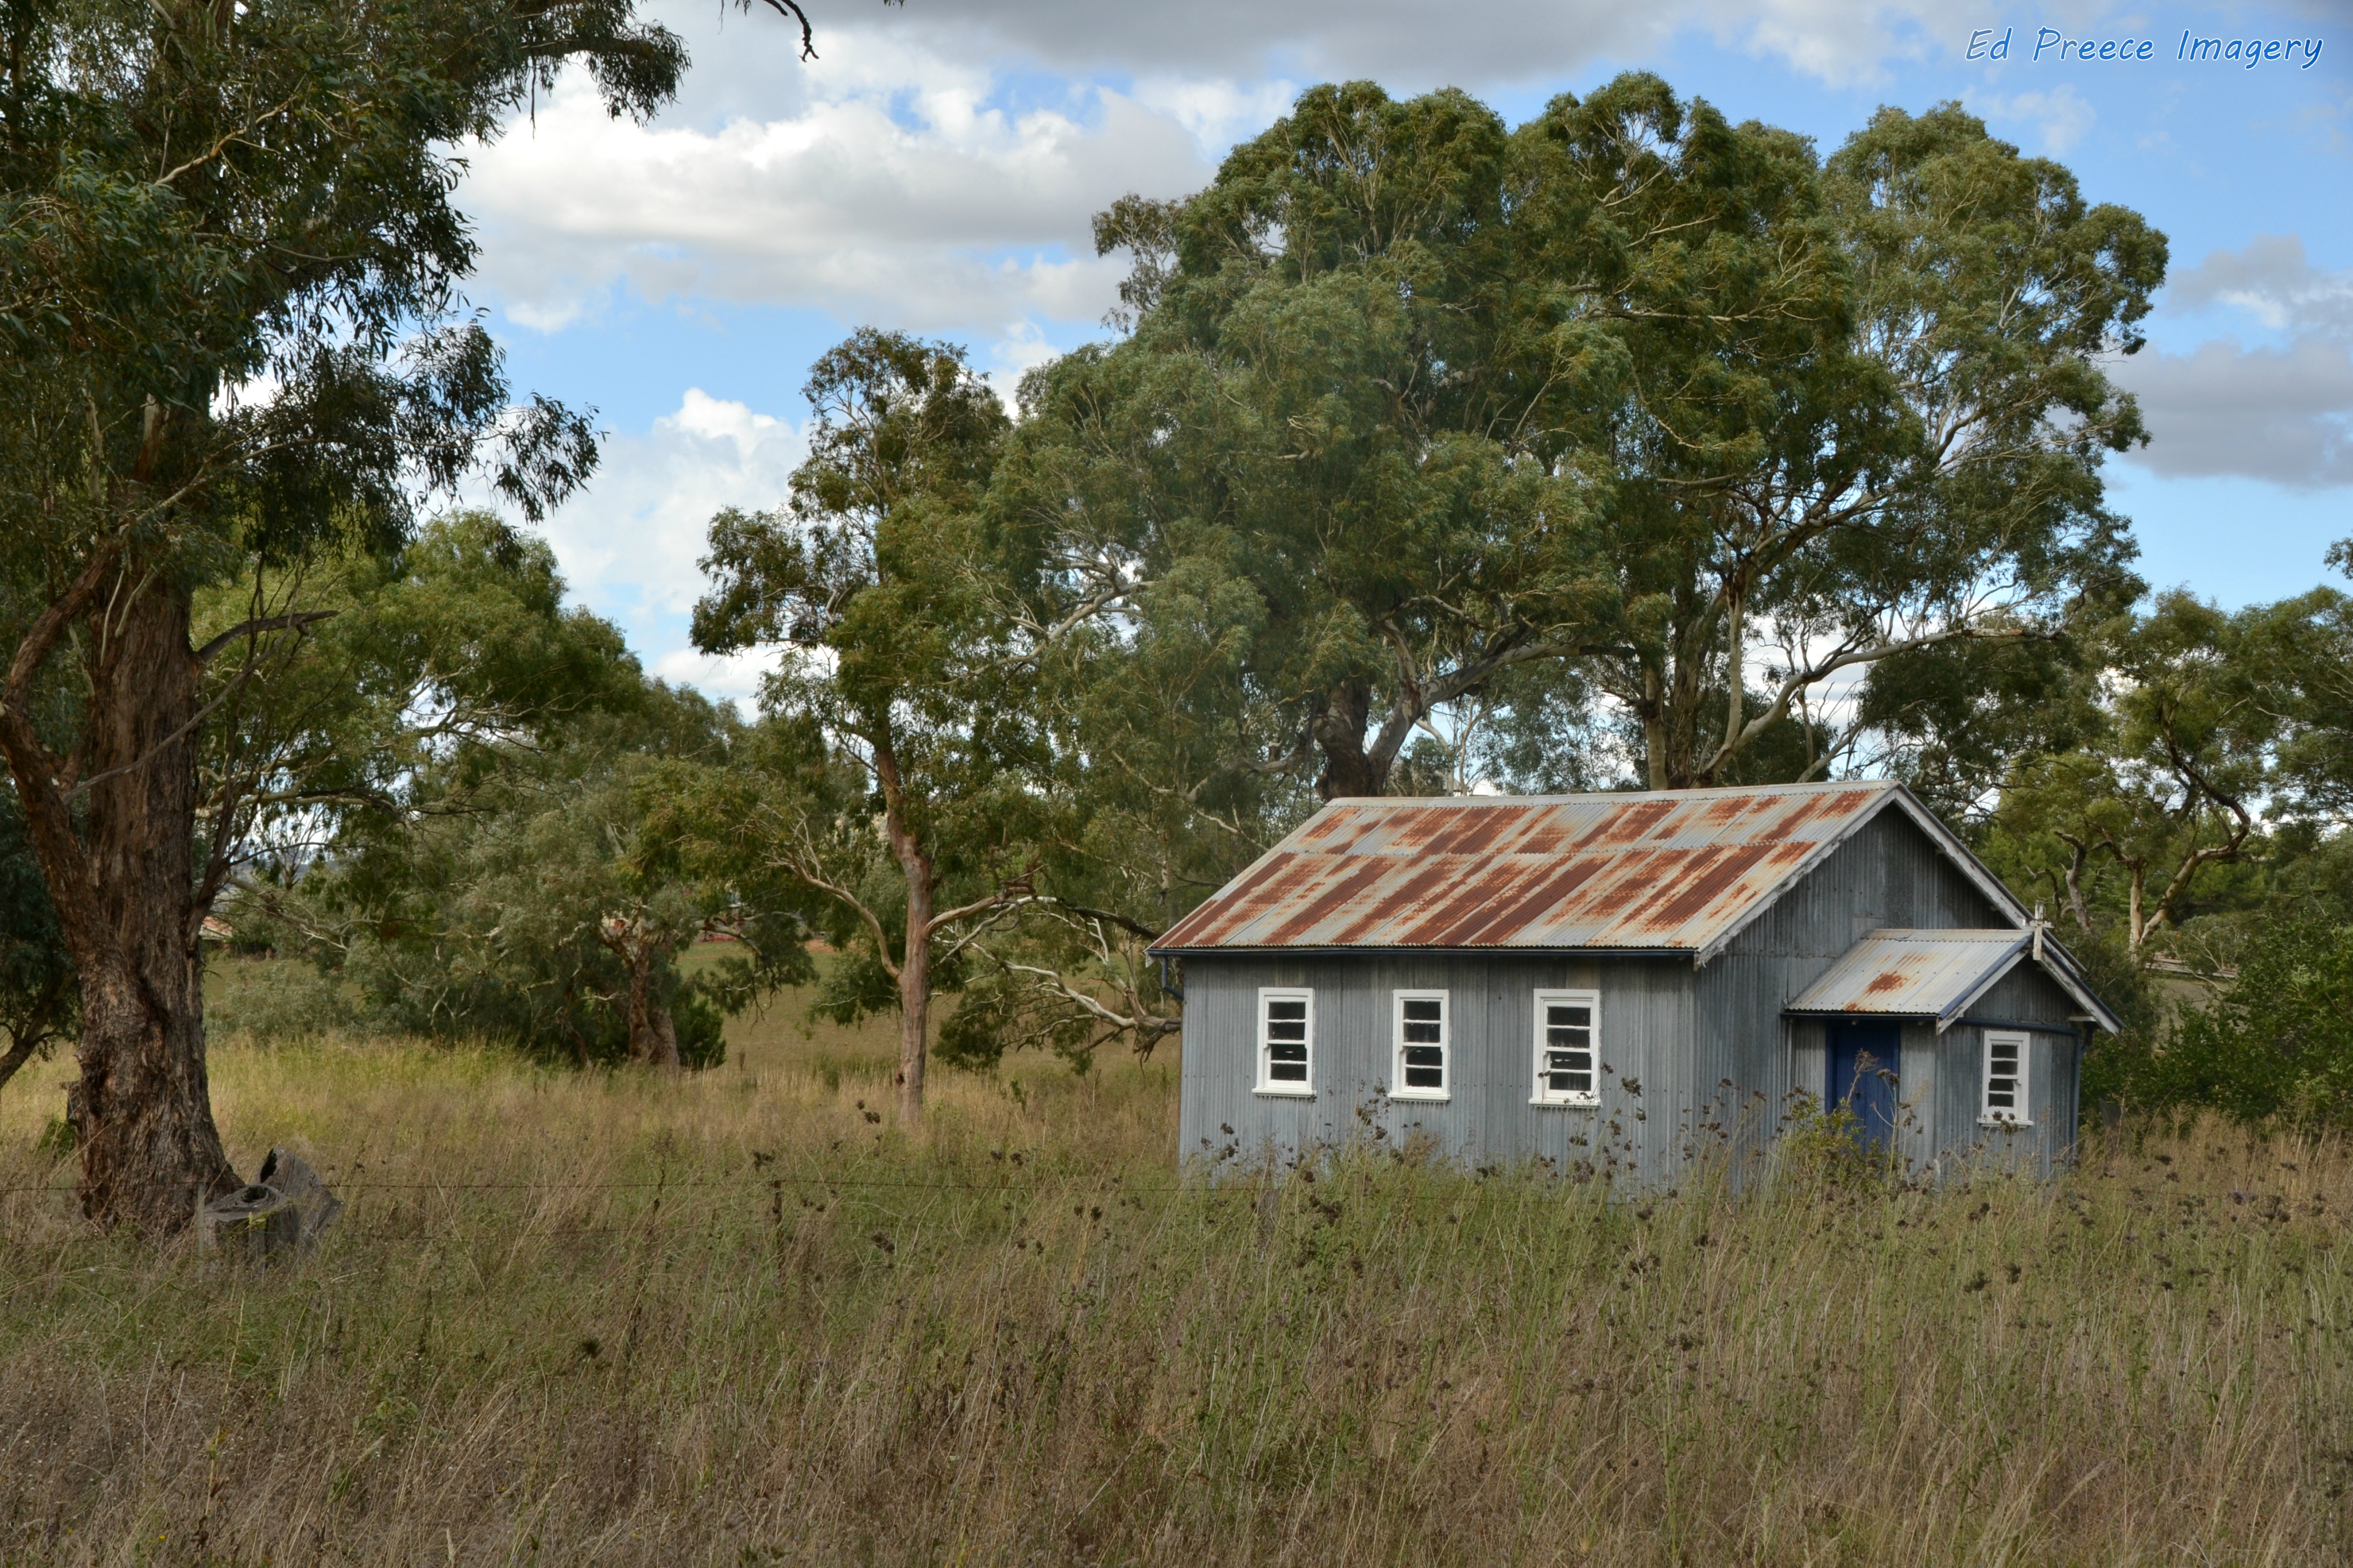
[[6, 575, 241, 1232], [895, 873, 932, 1125], [1312, 678, 1382, 800], [600, 916, 683, 1072]]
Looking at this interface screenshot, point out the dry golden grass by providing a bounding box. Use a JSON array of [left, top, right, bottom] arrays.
[[0, 962, 2348, 1565]]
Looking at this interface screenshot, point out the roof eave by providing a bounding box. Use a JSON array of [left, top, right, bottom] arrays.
[[2032, 938, 2125, 1033]]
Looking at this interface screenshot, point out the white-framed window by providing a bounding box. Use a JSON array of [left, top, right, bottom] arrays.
[[1532, 989, 1600, 1106], [1981, 1030, 2031, 1125], [1391, 989, 1449, 1100], [1255, 988, 1314, 1096]]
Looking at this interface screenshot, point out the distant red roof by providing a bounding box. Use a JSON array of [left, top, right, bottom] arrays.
[[1151, 781, 2025, 960]]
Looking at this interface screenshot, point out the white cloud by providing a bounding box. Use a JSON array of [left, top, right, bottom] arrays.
[[2162, 233, 2353, 339], [651, 645, 781, 704], [2112, 236, 2353, 489], [460, 0, 2048, 339], [1128, 75, 1304, 156], [1969, 84, 2098, 152], [523, 389, 804, 693], [819, 0, 1983, 88], [461, 34, 1209, 334], [2114, 338, 2353, 488]]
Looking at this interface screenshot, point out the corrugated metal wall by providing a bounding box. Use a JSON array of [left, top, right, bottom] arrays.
[[1926, 964, 2086, 1181], [1699, 807, 2009, 1177], [1178, 953, 1693, 1181]]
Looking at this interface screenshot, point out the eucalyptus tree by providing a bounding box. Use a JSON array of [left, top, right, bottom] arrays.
[[2242, 551, 2353, 826], [329, 749, 778, 1073], [1001, 82, 1617, 804], [688, 329, 1032, 1123], [1006, 78, 2164, 806], [1583, 98, 2162, 788], [1981, 593, 2275, 958], [222, 512, 803, 1069], [0, 0, 812, 1230]]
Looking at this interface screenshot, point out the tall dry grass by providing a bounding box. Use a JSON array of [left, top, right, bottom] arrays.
[[0, 965, 2347, 1565]]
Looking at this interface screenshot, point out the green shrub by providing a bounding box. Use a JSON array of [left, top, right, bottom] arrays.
[[2110, 918, 2353, 1125], [206, 957, 359, 1042]]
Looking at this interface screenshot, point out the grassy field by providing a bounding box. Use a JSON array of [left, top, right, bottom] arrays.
[[0, 962, 2348, 1565]]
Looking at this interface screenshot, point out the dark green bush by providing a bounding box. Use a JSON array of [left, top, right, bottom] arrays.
[[2100, 918, 2353, 1125]]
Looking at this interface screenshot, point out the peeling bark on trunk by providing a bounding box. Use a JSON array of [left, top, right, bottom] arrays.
[[1719, 590, 1745, 768], [598, 915, 682, 1073], [895, 870, 932, 1125], [1312, 679, 1382, 800], [0, 573, 240, 1233], [74, 584, 237, 1230]]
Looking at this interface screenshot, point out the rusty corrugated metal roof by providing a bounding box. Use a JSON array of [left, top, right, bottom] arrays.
[[1784, 929, 2028, 1025], [1152, 780, 2006, 958]]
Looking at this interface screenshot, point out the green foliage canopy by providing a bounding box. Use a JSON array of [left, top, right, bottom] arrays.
[[997, 78, 2164, 825]]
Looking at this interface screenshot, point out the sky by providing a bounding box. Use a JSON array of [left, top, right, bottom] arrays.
[[452, 0, 2353, 700]]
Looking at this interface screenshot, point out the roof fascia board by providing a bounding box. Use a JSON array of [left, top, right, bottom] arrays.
[[2031, 945, 2125, 1033], [2032, 932, 2123, 1031]]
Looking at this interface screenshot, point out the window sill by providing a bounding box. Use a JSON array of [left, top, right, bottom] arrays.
[[1531, 1097, 1601, 1109], [1389, 1089, 1451, 1103], [1979, 1116, 2035, 1129], [1254, 1086, 1315, 1099]]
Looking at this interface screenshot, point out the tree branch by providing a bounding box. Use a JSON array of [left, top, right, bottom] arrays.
[[1697, 622, 2036, 782], [194, 610, 338, 664]]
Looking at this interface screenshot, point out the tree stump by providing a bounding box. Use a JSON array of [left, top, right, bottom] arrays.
[[199, 1147, 341, 1261]]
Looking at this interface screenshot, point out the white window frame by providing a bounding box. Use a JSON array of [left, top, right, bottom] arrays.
[[1531, 989, 1601, 1107], [1255, 987, 1315, 1097], [1981, 1029, 2032, 1126], [1391, 989, 1451, 1102]]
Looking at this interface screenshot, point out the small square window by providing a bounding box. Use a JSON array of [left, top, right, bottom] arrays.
[[1982, 1030, 2031, 1125], [1392, 990, 1449, 1100], [1534, 990, 1599, 1105]]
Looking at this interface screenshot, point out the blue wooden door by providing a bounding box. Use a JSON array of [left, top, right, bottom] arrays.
[[1829, 1022, 1902, 1152]]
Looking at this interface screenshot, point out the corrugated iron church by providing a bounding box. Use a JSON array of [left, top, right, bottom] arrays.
[[1149, 780, 2118, 1185]]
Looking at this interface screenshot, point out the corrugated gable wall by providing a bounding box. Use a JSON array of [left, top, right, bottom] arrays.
[[1701, 805, 2012, 1179], [1931, 963, 2086, 1180]]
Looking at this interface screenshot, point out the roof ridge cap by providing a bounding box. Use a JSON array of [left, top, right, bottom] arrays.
[[1322, 779, 1894, 808]]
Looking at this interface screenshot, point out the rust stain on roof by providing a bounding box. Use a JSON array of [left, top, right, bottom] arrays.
[[1152, 780, 1917, 954], [1862, 966, 1918, 995]]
